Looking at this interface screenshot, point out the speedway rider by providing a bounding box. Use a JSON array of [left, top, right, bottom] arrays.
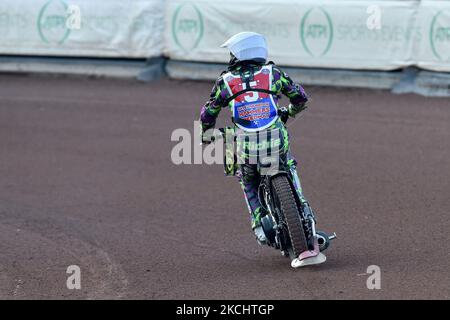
[[200, 32, 323, 266]]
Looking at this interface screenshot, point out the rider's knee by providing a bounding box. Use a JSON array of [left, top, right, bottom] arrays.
[[240, 165, 258, 184]]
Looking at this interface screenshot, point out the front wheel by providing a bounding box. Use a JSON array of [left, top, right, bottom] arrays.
[[271, 175, 308, 260]]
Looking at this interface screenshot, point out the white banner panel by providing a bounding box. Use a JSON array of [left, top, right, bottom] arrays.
[[0, 0, 164, 58], [166, 0, 450, 72], [166, 0, 417, 70], [414, 1, 450, 71]]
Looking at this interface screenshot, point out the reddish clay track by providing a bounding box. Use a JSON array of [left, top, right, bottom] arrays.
[[0, 74, 449, 299]]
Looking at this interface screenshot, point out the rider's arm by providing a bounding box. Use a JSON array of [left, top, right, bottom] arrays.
[[273, 65, 308, 117], [200, 77, 228, 132]]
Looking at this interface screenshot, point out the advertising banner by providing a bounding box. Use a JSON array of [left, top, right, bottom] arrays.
[[0, 0, 164, 58]]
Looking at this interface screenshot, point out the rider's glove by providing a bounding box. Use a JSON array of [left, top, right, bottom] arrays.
[[201, 132, 211, 145], [288, 103, 308, 117], [278, 107, 289, 124], [201, 126, 214, 145]]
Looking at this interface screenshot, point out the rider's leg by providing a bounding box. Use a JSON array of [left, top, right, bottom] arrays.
[[237, 163, 266, 242], [237, 163, 262, 227], [286, 153, 316, 221], [278, 122, 309, 206], [286, 154, 307, 204]]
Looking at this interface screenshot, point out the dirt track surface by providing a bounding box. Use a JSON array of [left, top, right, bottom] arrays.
[[0, 74, 449, 299]]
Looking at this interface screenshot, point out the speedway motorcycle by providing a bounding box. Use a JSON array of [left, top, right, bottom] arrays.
[[209, 107, 336, 267]]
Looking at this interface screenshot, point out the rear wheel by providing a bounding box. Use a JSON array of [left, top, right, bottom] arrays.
[[271, 175, 308, 260]]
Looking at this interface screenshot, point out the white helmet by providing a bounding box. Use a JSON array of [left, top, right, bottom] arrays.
[[220, 32, 268, 62]]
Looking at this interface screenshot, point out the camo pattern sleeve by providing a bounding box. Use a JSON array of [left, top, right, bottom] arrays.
[[272, 65, 308, 117], [200, 76, 229, 132]]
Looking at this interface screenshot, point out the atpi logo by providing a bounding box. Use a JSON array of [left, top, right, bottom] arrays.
[[300, 7, 333, 57], [37, 0, 70, 44], [172, 3, 204, 52], [430, 10, 450, 61]]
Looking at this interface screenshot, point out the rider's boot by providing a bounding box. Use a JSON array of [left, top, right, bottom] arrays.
[[251, 208, 267, 245], [293, 196, 326, 267], [290, 201, 326, 268], [291, 237, 326, 268], [291, 202, 329, 268]]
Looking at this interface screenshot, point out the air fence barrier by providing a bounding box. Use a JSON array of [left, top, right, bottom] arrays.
[[0, 0, 449, 95]]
